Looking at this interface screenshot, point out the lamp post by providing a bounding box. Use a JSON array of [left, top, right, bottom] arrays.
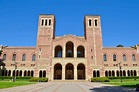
[[13, 61, 17, 82], [118, 62, 122, 82]]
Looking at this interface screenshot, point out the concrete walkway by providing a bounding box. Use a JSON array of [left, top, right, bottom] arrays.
[[0, 82, 136, 92]]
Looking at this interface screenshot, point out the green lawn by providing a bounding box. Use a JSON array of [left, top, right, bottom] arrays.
[[0, 80, 36, 89], [104, 79, 139, 88]]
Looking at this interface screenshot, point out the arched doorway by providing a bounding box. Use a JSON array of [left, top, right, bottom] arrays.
[[54, 63, 62, 79], [65, 63, 74, 79], [77, 63, 85, 79]]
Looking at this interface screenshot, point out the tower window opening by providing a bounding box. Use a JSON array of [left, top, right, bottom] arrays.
[[49, 19, 51, 25], [94, 19, 98, 26], [89, 19, 92, 26], [45, 19, 47, 25], [41, 19, 44, 26]]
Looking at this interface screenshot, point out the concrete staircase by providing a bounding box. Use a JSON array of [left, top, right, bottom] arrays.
[[50, 80, 89, 82]]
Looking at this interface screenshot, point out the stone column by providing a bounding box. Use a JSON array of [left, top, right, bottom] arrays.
[[52, 49, 54, 57], [85, 49, 87, 58], [62, 66, 65, 80], [74, 67, 77, 80], [11, 70, 13, 77], [63, 45, 65, 57], [74, 46, 77, 58], [115, 70, 117, 77]]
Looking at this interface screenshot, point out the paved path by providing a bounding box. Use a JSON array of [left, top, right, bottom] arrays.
[[0, 82, 136, 92]]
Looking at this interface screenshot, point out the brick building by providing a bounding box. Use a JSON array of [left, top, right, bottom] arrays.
[[0, 14, 139, 80]]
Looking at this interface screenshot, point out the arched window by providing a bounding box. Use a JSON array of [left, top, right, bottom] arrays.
[[103, 54, 107, 61], [134, 70, 137, 76], [123, 70, 126, 76], [24, 70, 27, 77], [105, 71, 108, 77], [94, 19, 98, 26], [97, 70, 100, 77], [12, 54, 16, 61], [116, 70, 119, 77], [120, 70, 122, 76], [93, 70, 96, 77], [66, 41, 74, 57], [113, 54, 116, 61], [31, 70, 34, 77], [132, 54, 136, 61], [112, 71, 115, 76], [22, 54, 26, 61], [127, 70, 130, 76], [32, 54, 36, 61], [39, 70, 42, 77], [43, 70, 46, 77], [19, 70, 22, 76], [3, 54, 6, 61], [77, 46, 85, 57], [55, 46, 62, 57], [89, 19, 92, 26], [109, 70, 111, 77], [123, 54, 126, 61], [8, 70, 11, 76]]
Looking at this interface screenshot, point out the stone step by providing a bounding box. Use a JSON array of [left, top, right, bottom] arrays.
[[50, 80, 89, 82]]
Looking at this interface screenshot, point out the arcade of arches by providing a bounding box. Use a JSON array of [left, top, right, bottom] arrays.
[[54, 41, 85, 58], [54, 63, 85, 80]]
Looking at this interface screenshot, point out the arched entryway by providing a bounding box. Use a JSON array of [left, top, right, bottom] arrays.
[[54, 63, 62, 79], [77, 63, 85, 79], [65, 63, 74, 79]]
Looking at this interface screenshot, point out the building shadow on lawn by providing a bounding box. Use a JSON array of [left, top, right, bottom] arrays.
[[89, 86, 136, 92]]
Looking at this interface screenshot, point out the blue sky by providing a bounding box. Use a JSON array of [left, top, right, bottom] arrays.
[[0, 0, 139, 47]]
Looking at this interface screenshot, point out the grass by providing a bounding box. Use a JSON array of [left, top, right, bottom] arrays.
[[104, 79, 139, 88], [0, 79, 36, 89]]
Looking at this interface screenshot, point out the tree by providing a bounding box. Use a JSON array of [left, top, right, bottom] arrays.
[[116, 44, 124, 47]]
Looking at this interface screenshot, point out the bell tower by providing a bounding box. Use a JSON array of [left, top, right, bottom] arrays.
[[84, 15, 103, 77], [36, 14, 55, 59]]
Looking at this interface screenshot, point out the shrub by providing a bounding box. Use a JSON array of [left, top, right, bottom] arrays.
[[107, 76, 139, 79], [91, 77, 110, 82], [29, 77, 48, 82], [0, 76, 33, 80]]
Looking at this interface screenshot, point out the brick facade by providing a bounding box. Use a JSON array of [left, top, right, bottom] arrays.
[[0, 14, 139, 80]]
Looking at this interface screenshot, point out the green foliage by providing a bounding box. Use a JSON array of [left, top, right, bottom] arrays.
[[116, 44, 124, 47], [0, 76, 33, 80], [107, 76, 139, 79], [29, 77, 48, 82], [91, 77, 110, 82]]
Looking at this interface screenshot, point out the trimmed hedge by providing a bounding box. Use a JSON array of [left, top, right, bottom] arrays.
[[0, 76, 33, 80], [29, 77, 49, 82], [91, 77, 110, 82], [107, 76, 139, 79]]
